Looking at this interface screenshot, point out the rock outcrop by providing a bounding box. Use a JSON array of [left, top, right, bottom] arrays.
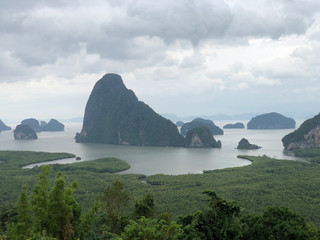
[[247, 112, 295, 129], [180, 118, 223, 136], [75, 73, 185, 147], [223, 122, 245, 129], [282, 113, 320, 150], [14, 124, 38, 140], [21, 118, 42, 132], [237, 138, 261, 150], [185, 127, 221, 148], [42, 119, 64, 131], [0, 120, 11, 131]]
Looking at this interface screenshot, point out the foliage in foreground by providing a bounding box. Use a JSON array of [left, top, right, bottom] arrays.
[[1, 150, 320, 236], [6, 166, 81, 240], [3, 169, 319, 240]]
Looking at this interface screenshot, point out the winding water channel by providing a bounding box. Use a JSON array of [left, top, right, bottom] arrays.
[[0, 121, 303, 175]]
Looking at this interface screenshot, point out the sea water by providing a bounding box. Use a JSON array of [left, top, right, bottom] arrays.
[[0, 121, 303, 175]]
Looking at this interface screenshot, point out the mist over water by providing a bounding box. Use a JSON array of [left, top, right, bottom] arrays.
[[0, 121, 303, 175]]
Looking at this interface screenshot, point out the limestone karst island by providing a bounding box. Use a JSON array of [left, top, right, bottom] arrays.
[[75, 73, 224, 148]]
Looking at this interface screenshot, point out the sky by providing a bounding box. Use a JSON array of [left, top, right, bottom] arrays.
[[1, 0, 320, 122]]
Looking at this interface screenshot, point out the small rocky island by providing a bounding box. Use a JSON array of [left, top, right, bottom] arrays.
[[75, 73, 185, 147], [185, 127, 221, 148], [247, 112, 295, 129], [0, 120, 11, 131], [14, 124, 38, 140], [237, 138, 261, 150], [282, 112, 320, 150], [21, 118, 42, 132], [223, 122, 245, 129], [42, 119, 65, 131], [21, 118, 64, 132], [180, 118, 223, 136]]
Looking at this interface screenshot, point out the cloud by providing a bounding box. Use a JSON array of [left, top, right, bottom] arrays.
[[1, 0, 318, 73], [1, 0, 320, 120]]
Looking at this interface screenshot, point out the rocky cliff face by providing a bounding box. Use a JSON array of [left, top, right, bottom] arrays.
[[285, 127, 320, 150], [75, 73, 185, 147], [282, 113, 320, 150], [247, 112, 295, 129], [185, 127, 221, 148], [14, 125, 38, 140]]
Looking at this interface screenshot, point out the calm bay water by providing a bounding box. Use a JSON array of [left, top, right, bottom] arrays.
[[0, 122, 303, 175]]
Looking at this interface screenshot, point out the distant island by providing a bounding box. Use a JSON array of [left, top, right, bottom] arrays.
[[75, 73, 185, 147], [247, 112, 295, 129], [237, 138, 261, 150], [185, 127, 221, 148], [223, 122, 245, 129], [42, 119, 65, 131], [21, 118, 42, 132], [0, 120, 11, 131], [20, 118, 64, 132], [180, 118, 223, 136], [14, 124, 38, 140], [282, 112, 320, 150]]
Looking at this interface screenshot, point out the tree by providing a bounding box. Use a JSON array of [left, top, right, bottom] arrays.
[[26, 167, 80, 240], [240, 206, 316, 240], [187, 191, 241, 240], [100, 180, 130, 234], [117, 217, 183, 240], [16, 185, 32, 239], [31, 165, 50, 233], [134, 194, 155, 219], [47, 173, 80, 240], [6, 185, 32, 240]]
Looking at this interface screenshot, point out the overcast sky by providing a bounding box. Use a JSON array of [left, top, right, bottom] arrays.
[[1, 0, 320, 122]]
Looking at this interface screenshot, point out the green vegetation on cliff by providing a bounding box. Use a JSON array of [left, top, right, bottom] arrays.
[[75, 73, 185, 147]]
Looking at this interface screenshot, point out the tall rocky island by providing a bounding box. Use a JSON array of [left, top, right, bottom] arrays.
[[75, 73, 185, 147], [282, 112, 320, 150]]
